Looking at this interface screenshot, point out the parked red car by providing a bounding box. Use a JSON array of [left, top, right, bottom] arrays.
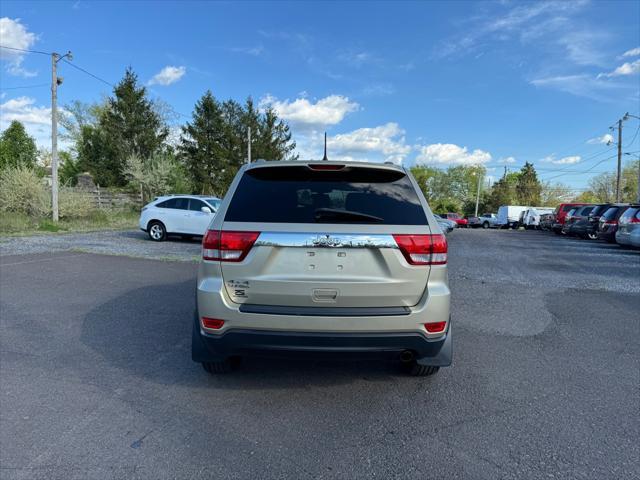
[[444, 212, 468, 227], [552, 203, 589, 234]]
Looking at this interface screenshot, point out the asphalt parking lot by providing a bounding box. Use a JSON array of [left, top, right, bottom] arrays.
[[1, 229, 638, 479]]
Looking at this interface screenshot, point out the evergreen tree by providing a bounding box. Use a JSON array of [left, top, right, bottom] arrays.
[[179, 91, 298, 195], [256, 106, 297, 161], [515, 162, 542, 205], [179, 91, 228, 195], [0, 121, 38, 170], [78, 68, 168, 186]]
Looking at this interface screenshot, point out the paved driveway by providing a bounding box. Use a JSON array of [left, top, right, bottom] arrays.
[[1, 230, 638, 479]]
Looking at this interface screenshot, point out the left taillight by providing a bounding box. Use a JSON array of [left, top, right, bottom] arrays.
[[392, 234, 448, 265], [202, 230, 260, 262]]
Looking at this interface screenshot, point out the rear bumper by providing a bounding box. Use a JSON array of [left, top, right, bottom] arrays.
[[192, 314, 452, 366]]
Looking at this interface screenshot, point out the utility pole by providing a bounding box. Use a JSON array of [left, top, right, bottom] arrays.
[[51, 53, 59, 222], [247, 126, 251, 164], [50, 50, 72, 222], [474, 172, 482, 217], [616, 118, 622, 203]]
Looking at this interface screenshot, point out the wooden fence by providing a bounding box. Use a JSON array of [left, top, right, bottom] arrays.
[[74, 187, 143, 209]]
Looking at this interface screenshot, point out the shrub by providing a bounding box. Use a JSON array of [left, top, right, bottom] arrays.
[[58, 187, 94, 218], [0, 165, 49, 217]]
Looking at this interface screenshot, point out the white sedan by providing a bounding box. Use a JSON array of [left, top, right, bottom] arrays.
[[139, 195, 221, 241]]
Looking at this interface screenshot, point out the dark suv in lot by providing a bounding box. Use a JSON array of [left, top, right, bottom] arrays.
[[598, 204, 639, 242], [571, 203, 614, 240], [552, 203, 589, 234], [562, 205, 595, 235]]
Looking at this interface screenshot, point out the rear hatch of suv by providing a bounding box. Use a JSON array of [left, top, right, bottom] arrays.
[[210, 163, 443, 309]]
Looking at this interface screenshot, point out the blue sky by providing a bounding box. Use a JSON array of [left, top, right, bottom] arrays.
[[1, 0, 639, 191]]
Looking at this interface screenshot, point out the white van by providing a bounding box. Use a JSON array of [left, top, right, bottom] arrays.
[[522, 207, 555, 229], [496, 205, 528, 229]]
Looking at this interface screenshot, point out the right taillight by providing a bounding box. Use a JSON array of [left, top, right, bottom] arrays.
[[393, 234, 447, 266], [203, 230, 260, 262]]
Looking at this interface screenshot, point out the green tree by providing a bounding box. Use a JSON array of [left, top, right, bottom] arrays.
[[78, 68, 168, 186], [410, 164, 485, 214], [487, 171, 520, 211], [179, 91, 227, 195], [0, 121, 38, 170], [179, 91, 297, 195], [59, 100, 105, 153], [515, 162, 542, 205], [59, 151, 82, 186], [255, 106, 297, 161], [580, 161, 639, 203]]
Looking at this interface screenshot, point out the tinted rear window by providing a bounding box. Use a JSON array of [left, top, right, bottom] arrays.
[[601, 207, 619, 220], [579, 206, 595, 215], [225, 165, 427, 225]]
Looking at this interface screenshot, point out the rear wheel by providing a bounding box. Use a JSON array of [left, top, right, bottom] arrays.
[[587, 232, 598, 240], [202, 358, 240, 374], [148, 221, 166, 241], [407, 362, 440, 377]]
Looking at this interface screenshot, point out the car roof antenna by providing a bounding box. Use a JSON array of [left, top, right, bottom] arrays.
[[322, 132, 328, 161]]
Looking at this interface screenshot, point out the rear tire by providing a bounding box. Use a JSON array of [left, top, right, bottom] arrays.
[[407, 363, 440, 377], [148, 221, 166, 242], [202, 359, 234, 374]]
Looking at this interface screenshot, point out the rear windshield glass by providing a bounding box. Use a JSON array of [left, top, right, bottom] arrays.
[[225, 165, 427, 225], [579, 206, 595, 215], [601, 207, 619, 220]]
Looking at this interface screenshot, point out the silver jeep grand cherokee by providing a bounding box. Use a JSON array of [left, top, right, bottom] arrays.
[[192, 160, 451, 376]]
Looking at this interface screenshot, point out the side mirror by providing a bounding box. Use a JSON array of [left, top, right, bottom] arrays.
[[201, 206, 212, 214]]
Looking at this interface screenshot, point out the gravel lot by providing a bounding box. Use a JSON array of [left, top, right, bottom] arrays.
[[1, 229, 638, 479], [0, 230, 202, 262]]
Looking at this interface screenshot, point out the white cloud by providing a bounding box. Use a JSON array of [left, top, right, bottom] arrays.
[[1, 96, 50, 126], [336, 50, 378, 67], [148, 65, 186, 86], [416, 143, 492, 166], [542, 154, 581, 165], [529, 74, 623, 101], [498, 156, 516, 164], [362, 83, 396, 96], [435, 0, 591, 61], [0, 96, 53, 147], [622, 47, 640, 58], [327, 123, 411, 163], [597, 59, 640, 78], [260, 94, 359, 129], [586, 133, 614, 145], [230, 46, 264, 56], [0, 17, 38, 77]]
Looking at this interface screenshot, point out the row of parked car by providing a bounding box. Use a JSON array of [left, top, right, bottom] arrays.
[[536, 202, 640, 248], [435, 203, 640, 248]]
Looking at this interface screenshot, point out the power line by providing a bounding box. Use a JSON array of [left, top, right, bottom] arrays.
[[0, 44, 50, 55], [624, 125, 640, 148], [542, 154, 618, 181], [535, 147, 617, 178], [60, 58, 114, 87], [0, 83, 49, 91]]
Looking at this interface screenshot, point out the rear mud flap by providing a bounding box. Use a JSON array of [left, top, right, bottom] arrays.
[[416, 320, 452, 367]]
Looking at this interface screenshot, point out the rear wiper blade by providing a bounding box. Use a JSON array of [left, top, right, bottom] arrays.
[[314, 208, 383, 223]]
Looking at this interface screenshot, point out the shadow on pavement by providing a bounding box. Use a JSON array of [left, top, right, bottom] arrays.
[[80, 279, 406, 390]]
